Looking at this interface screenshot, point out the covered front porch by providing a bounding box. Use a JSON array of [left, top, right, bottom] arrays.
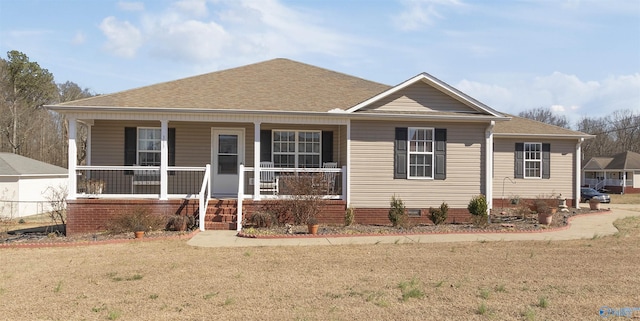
[[583, 170, 639, 194], [65, 114, 350, 233]]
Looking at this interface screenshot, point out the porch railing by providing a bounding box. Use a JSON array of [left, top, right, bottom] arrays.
[[240, 166, 346, 200], [198, 164, 211, 231], [584, 178, 632, 190], [75, 165, 206, 198]]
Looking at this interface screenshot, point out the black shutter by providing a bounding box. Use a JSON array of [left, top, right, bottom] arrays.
[[124, 127, 137, 175], [260, 130, 272, 162], [322, 131, 333, 164], [542, 143, 550, 179], [434, 128, 446, 180], [168, 128, 176, 175], [515, 143, 524, 178], [394, 128, 408, 179]]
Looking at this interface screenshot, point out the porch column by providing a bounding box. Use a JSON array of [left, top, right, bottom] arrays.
[[253, 121, 261, 200], [67, 116, 77, 200], [575, 138, 583, 209], [622, 171, 627, 194], [346, 120, 351, 206], [160, 120, 168, 200], [485, 121, 495, 216], [86, 122, 92, 165]]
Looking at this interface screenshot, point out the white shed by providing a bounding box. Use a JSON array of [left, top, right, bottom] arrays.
[[0, 153, 68, 218]]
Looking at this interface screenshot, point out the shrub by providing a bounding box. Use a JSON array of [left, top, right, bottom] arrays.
[[108, 207, 165, 234], [388, 195, 408, 228], [279, 173, 325, 225], [248, 211, 273, 228], [344, 206, 355, 226], [166, 214, 195, 231], [429, 202, 449, 225], [468, 195, 488, 226]]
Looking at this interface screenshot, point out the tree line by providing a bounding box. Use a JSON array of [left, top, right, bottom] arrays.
[[519, 108, 640, 160], [0, 50, 94, 167]]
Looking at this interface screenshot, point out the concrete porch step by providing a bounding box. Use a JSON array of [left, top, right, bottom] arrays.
[[205, 221, 237, 230]]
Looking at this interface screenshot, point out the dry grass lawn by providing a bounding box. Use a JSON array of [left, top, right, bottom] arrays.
[[1, 215, 639, 320]]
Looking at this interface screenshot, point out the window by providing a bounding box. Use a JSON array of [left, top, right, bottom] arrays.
[[524, 142, 542, 178], [272, 130, 321, 168], [408, 128, 434, 178], [137, 128, 161, 166]]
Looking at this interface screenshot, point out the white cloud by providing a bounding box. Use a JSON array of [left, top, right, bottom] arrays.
[[98, 0, 355, 65], [118, 1, 144, 11], [71, 31, 86, 45], [393, 0, 464, 31], [456, 72, 640, 123], [173, 0, 209, 18], [99, 16, 143, 58]]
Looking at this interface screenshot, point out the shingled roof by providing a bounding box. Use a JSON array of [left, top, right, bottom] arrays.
[[57, 58, 390, 113], [0, 153, 68, 176], [494, 115, 589, 138]]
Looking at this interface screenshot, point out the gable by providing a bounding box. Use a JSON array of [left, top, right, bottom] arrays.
[[357, 81, 483, 115]]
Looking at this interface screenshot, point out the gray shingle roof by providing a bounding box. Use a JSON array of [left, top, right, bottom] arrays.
[[0, 153, 68, 176]]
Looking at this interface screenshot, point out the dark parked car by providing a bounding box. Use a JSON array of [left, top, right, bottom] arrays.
[[580, 187, 610, 203]]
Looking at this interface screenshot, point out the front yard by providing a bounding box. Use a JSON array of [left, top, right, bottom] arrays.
[[1, 214, 639, 320]]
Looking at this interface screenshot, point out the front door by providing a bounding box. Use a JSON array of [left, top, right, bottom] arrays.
[[212, 129, 244, 196]]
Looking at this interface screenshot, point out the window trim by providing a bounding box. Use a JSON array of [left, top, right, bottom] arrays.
[[272, 129, 322, 168], [523, 142, 542, 179], [137, 127, 161, 166], [407, 127, 434, 180]]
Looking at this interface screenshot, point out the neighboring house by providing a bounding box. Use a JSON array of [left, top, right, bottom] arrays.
[[583, 151, 640, 194], [0, 153, 68, 218], [46, 59, 592, 235]]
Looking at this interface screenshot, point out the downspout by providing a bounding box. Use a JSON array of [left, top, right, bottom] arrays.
[[485, 121, 495, 219], [575, 138, 583, 209]]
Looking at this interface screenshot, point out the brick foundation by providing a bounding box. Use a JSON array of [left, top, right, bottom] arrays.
[[492, 198, 576, 210], [66, 199, 199, 236]]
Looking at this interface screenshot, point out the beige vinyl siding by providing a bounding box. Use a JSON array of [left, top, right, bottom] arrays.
[[493, 138, 575, 200], [360, 82, 478, 114], [350, 120, 486, 208], [91, 120, 253, 167], [91, 121, 344, 168]]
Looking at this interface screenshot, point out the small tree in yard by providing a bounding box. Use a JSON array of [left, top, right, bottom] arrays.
[[468, 195, 488, 226], [429, 202, 449, 225], [277, 173, 326, 225], [43, 185, 67, 235], [389, 195, 408, 228]]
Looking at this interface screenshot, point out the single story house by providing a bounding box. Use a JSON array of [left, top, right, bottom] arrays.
[[0, 153, 68, 218], [583, 151, 640, 194], [46, 59, 592, 235]]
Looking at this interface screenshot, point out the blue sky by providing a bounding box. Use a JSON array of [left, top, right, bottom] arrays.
[[1, 0, 638, 124]]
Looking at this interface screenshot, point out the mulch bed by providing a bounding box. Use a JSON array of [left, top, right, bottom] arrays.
[[238, 207, 610, 238]]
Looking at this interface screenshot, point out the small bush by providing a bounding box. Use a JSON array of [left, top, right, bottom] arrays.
[[108, 207, 165, 233], [249, 211, 273, 228], [388, 195, 407, 227], [344, 206, 355, 226], [429, 202, 449, 225], [468, 195, 488, 226]]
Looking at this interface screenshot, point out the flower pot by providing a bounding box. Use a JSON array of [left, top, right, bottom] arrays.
[[589, 201, 600, 210], [307, 224, 319, 235], [134, 231, 145, 239], [538, 213, 553, 225]]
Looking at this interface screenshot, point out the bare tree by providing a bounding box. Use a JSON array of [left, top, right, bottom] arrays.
[[0, 51, 58, 157], [576, 109, 640, 159], [518, 107, 570, 129]]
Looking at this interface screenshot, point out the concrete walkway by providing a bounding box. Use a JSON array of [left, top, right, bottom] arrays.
[[186, 204, 640, 248]]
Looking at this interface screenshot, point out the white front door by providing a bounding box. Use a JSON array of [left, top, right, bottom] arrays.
[[212, 128, 244, 196]]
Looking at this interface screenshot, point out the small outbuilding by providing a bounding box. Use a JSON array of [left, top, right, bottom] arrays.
[[0, 153, 68, 218]]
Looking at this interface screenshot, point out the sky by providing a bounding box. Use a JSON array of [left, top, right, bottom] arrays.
[[1, 0, 639, 125]]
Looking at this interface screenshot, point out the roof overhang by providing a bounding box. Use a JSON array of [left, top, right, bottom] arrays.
[[494, 133, 595, 140]]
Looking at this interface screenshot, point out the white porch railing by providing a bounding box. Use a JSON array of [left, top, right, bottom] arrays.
[[198, 164, 211, 232], [583, 178, 632, 190], [74, 165, 206, 198], [239, 166, 346, 200]]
